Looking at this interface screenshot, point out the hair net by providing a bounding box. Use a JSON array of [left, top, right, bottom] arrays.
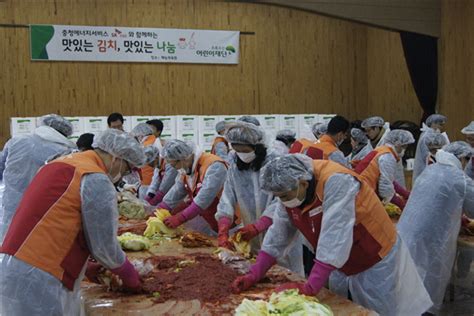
[[160, 139, 194, 160], [443, 141, 473, 159], [38, 114, 73, 137], [143, 146, 160, 165], [312, 122, 328, 138], [130, 123, 153, 138], [350, 128, 368, 144], [93, 129, 146, 167], [361, 116, 385, 129], [215, 121, 226, 133], [383, 130, 415, 146], [238, 115, 261, 126], [225, 121, 265, 145], [426, 114, 447, 127], [276, 129, 296, 139], [461, 121, 474, 135], [425, 132, 448, 149], [260, 154, 314, 193]]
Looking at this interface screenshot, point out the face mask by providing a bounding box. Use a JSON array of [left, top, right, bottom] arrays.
[[236, 151, 256, 163], [398, 149, 406, 158], [281, 185, 305, 208], [281, 197, 304, 208]]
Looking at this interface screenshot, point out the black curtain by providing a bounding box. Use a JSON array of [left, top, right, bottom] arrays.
[[399, 32, 438, 125]]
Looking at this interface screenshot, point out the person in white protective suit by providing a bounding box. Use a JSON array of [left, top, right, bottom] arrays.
[[0, 114, 76, 244], [357, 130, 414, 210], [215, 121, 304, 276], [155, 139, 228, 236], [461, 121, 474, 180], [347, 127, 372, 169], [0, 129, 147, 316], [362, 116, 390, 150], [398, 141, 474, 314], [412, 114, 448, 185], [422, 132, 448, 166], [144, 155, 178, 206], [232, 154, 432, 316], [361, 116, 409, 186], [210, 120, 231, 160], [312, 122, 328, 140], [271, 129, 296, 155]]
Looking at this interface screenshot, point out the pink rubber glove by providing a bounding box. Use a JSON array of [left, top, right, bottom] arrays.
[[85, 261, 105, 284], [390, 194, 407, 210], [236, 224, 259, 241], [303, 259, 336, 295], [110, 258, 141, 292], [149, 191, 165, 206], [164, 202, 202, 228], [217, 217, 234, 249], [144, 193, 154, 204], [236, 216, 273, 242], [163, 213, 186, 228], [232, 250, 276, 293], [393, 181, 410, 200], [254, 216, 273, 233], [157, 201, 171, 211]]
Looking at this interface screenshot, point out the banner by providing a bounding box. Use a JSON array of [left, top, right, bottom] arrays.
[[30, 24, 240, 64]]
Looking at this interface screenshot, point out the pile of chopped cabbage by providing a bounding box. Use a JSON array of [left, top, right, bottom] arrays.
[[117, 191, 148, 219], [117, 232, 151, 251], [143, 209, 181, 237], [235, 289, 333, 316], [385, 203, 401, 218], [231, 232, 251, 258]]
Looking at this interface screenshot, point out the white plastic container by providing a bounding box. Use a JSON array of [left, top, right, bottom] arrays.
[[131, 116, 154, 129], [279, 115, 299, 138], [10, 117, 37, 136], [219, 115, 239, 124], [318, 114, 336, 124], [199, 132, 217, 152], [155, 116, 177, 138], [199, 116, 220, 133], [298, 114, 318, 141], [122, 116, 133, 133], [177, 116, 198, 132], [178, 131, 198, 145], [83, 117, 108, 135], [65, 117, 85, 137]]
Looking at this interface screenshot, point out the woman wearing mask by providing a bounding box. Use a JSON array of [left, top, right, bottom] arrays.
[[356, 130, 414, 209], [232, 154, 432, 316], [156, 140, 228, 235], [412, 114, 448, 184], [424, 132, 448, 166], [215, 122, 303, 275], [210, 121, 230, 160], [144, 156, 178, 206], [0, 129, 146, 315], [271, 129, 296, 155], [347, 128, 372, 169], [130, 123, 156, 194]]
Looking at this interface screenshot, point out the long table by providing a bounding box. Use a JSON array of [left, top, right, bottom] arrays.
[[81, 224, 376, 315]]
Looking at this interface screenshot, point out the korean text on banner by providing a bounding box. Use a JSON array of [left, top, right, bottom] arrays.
[[30, 24, 240, 64]]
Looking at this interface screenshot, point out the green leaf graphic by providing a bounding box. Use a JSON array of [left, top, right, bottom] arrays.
[[30, 25, 55, 60]]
